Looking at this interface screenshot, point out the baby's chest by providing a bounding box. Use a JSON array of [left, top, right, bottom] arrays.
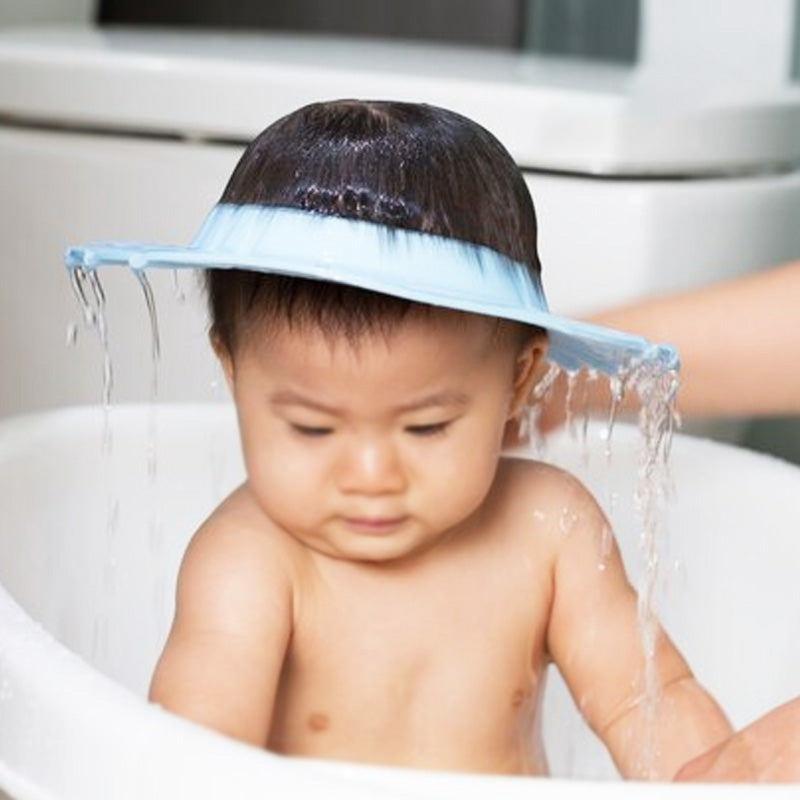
[[285, 568, 551, 724]]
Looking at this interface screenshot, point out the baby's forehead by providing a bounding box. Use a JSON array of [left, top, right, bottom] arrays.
[[233, 304, 523, 362], [230, 306, 531, 408], [243, 304, 500, 343]]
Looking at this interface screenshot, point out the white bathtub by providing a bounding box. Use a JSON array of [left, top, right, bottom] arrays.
[[0, 404, 798, 799]]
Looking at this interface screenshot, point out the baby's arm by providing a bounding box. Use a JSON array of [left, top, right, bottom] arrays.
[[149, 491, 293, 746], [543, 473, 731, 779]]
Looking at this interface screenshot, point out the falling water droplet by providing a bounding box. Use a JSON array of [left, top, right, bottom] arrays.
[[68, 266, 114, 453], [520, 361, 563, 453], [134, 270, 161, 391], [597, 522, 614, 571], [171, 268, 187, 304], [65, 321, 78, 347]]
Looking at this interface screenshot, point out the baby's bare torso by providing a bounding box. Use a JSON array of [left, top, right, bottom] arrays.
[[157, 450, 730, 779], [265, 460, 557, 774]]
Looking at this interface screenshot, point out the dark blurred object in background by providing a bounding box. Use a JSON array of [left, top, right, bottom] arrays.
[[98, 0, 525, 49], [524, 0, 638, 63], [98, 0, 640, 62]]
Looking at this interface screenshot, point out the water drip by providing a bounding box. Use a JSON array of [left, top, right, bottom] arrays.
[[527, 355, 680, 777], [65, 321, 78, 347], [134, 271, 161, 397], [521, 362, 562, 453], [133, 270, 161, 488], [70, 268, 113, 406], [69, 265, 170, 661], [69, 266, 114, 455], [597, 522, 614, 572], [619, 357, 679, 777], [133, 270, 169, 640], [171, 268, 187, 304]]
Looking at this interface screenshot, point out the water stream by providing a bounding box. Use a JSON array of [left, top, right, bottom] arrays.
[[69, 267, 168, 654], [530, 359, 680, 777]]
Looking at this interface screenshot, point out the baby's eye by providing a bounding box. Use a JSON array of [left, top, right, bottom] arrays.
[[291, 423, 333, 437], [405, 422, 450, 437]]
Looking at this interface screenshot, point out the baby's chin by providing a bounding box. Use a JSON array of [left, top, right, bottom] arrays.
[[284, 517, 459, 567]]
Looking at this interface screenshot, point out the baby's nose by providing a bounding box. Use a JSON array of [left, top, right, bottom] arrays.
[[338, 437, 406, 495]]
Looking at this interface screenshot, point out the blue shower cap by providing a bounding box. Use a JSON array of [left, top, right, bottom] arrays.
[[65, 203, 678, 376]]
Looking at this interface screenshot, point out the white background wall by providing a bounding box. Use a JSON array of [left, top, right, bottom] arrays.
[[640, 0, 798, 83]]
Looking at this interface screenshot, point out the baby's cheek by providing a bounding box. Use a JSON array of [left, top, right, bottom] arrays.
[[245, 451, 311, 516], [431, 451, 499, 526]]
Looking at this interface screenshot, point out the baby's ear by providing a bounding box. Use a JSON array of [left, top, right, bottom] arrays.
[[209, 329, 235, 391], [509, 333, 548, 418]]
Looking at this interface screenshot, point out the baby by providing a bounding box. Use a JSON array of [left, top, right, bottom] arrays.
[[147, 100, 731, 778]]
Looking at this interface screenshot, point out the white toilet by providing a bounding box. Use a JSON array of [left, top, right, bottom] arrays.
[[0, 20, 799, 422]]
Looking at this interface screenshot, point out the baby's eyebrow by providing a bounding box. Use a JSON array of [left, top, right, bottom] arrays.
[[269, 389, 470, 414], [395, 391, 470, 413], [269, 390, 338, 413]]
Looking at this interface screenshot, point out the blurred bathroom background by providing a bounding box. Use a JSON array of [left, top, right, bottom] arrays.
[[0, 0, 798, 462]]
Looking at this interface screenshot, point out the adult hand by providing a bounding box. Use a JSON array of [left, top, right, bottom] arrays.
[[674, 698, 800, 782]]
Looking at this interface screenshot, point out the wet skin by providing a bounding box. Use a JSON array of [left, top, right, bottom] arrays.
[[150, 310, 730, 777]]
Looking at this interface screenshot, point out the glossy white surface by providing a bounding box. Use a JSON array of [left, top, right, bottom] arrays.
[[0, 27, 799, 174], [1, 405, 799, 798]]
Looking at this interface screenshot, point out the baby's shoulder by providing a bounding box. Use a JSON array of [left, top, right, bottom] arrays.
[[495, 455, 609, 545], [499, 454, 597, 508], [180, 484, 299, 595], [170, 485, 296, 639]]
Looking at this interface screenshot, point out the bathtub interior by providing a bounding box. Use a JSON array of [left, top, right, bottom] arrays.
[[0, 405, 243, 699], [1, 403, 800, 794]]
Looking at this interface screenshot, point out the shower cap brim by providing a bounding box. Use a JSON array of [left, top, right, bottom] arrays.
[[65, 203, 678, 376]]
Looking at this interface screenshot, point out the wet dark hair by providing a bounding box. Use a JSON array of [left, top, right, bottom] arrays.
[[205, 99, 543, 352]]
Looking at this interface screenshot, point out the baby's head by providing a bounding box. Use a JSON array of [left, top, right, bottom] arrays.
[[205, 99, 545, 358], [202, 100, 549, 562]]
